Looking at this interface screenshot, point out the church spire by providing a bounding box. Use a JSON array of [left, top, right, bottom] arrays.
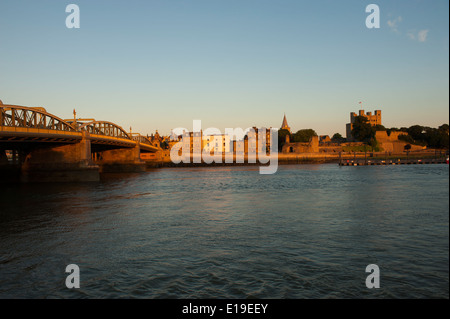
[[281, 114, 291, 133]]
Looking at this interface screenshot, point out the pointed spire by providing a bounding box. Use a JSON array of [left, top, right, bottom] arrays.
[[281, 113, 291, 133], [282, 114, 288, 127]]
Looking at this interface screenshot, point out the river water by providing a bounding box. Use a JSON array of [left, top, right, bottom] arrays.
[[0, 164, 448, 298]]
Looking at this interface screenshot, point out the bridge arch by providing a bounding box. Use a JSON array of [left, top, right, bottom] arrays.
[[0, 104, 78, 132], [79, 121, 132, 140], [130, 133, 153, 145]]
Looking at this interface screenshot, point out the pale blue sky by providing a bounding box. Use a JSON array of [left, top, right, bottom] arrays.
[[0, 0, 448, 136]]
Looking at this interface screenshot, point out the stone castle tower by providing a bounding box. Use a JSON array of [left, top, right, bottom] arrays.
[[346, 109, 382, 141]]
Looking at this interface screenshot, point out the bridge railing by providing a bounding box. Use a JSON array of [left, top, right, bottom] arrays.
[[79, 121, 132, 140], [0, 105, 78, 132], [130, 133, 154, 146], [1, 104, 159, 151]]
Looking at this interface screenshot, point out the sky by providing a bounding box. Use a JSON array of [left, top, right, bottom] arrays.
[[0, 0, 448, 137]]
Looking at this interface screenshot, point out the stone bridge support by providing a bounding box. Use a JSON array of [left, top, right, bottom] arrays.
[[20, 131, 99, 182], [97, 144, 146, 173]]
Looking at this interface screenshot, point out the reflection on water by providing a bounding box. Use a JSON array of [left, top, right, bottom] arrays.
[[0, 164, 448, 298]]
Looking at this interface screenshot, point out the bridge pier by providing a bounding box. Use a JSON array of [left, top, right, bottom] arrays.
[[97, 145, 146, 173], [1, 148, 23, 182], [20, 131, 100, 182]]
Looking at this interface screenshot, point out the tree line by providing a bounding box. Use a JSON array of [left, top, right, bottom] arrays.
[[349, 116, 449, 150]]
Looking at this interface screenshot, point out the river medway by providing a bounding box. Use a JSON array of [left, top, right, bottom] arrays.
[[0, 164, 448, 298]]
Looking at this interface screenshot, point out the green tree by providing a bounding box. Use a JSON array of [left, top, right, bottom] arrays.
[[398, 134, 415, 144], [407, 125, 425, 142], [331, 133, 344, 142], [397, 124, 449, 149], [439, 124, 449, 134], [291, 129, 317, 143], [351, 116, 376, 143], [425, 127, 449, 149]]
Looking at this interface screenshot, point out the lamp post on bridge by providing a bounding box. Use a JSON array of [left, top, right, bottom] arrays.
[[73, 109, 77, 129]]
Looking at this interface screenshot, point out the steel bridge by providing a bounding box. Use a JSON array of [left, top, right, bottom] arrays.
[[0, 101, 161, 182], [0, 103, 159, 153]]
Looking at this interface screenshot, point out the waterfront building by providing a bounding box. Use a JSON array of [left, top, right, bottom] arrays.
[[203, 134, 232, 154]]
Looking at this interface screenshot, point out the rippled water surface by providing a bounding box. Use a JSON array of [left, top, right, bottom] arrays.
[[0, 164, 448, 298]]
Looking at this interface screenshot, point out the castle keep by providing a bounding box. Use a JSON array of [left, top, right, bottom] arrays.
[[346, 110, 381, 141]]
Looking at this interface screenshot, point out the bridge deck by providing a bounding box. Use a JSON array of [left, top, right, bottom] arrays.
[[1, 105, 159, 153]]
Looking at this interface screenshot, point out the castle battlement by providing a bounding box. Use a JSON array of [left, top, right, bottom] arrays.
[[346, 109, 382, 141]]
